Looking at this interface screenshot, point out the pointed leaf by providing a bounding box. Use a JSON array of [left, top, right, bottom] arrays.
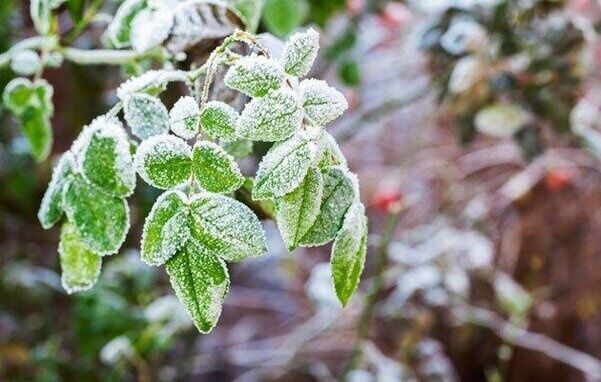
[[165, 240, 229, 333], [59, 222, 102, 294], [192, 141, 244, 193], [317, 131, 348, 169], [104, 0, 148, 48], [200, 101, 239, 141], [276, 167, 323, 251], [21, 107, 52, 162], [141, 190, 189, 266], [331, 202, 368, 306], [62, 175, 130, 255], [300, 166, 356, 246], [189, 194, 267, 262], [170, 96, 200, 140], [280, 28, 319, 77], [253, 131, 319, 200], [134, 134, 192, 189], [124, 93, 170, 139], [31, 0, 52, 35], [299, 79, 348, 126], [224, 55, 284, 97], [38, 152, 75, 229], [236, 89, 302, 142]]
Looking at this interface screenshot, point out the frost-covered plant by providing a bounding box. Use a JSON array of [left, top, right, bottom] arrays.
[[2, 1, 367, 333]]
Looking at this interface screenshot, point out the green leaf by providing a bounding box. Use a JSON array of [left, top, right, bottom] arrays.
[[31, 0, 52, 35], [189, 194, 267, 262], [224, 55, 284, 98], [200, 101, 239, 142], [227, 0, 265, 32], [276, 167, 323, 252], [124, 93, 170, 139], [222, 139, 253, 160], [165, 240, 229, 333], [192, 141, 244, 193], [104, 0, 148, 48], [253, 131, 319, 200], [3, 78, 34, 115], [236, 89, 302, 142], [141, 190, 190, 266], [38, 152, 75, 229], [134, 134, 192, 189], [62, 175, 130, 255], [299, 79, 348, 126], [300, 166, 357, 246], [81, 117, 136, 197], [21, 107, 52, 162], [331, 201, 367, 306], [170, 96, 200, 140], [262, 0, 308, 37], [59, 222, 102, 294], [318, 131, 347, 170], [281, 28, 319, 77]]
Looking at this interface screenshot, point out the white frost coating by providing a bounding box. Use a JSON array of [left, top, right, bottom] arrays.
[[200, 101, 239, 141], [224, 55, 284, 97], [280, 28, 319, 78], [130, 7, 174, 52], [10, 49, 41, 76], [134, 134, 192, 189], [124, 93, 170, 139], [70, 115, 109, 159], [161, 212, 191, 261], [116, 69, 189, 100], [323, 131, 348, 168], [170, 96, 200, 139], [299, 79, 348, 126], [104, 0, 147, 48], [38, 152, 75, 229]]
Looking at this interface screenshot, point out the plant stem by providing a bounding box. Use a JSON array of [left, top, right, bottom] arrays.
[[0, 36, 57, 66], [60, 47, 164, 65], [341, 206, 402, 379]]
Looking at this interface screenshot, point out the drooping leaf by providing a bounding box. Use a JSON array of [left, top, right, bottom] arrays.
[[38, 152, 75, 229], [134, 134, 192, 189], [165, 240, 229, 333], [280, 28, 319, 77], [300, 166, 357, 246], [200, 101, 239, 142], [80, 117, 136, 197], [192, 141, 244, 193], [124, 93, 170, 139], [59, 222, 102, 294], [170, 96, 200, 140], [276, 167, 323, 251], [21, 107, 52, 162], [189, 193, 267, 262], [236, 89, 302, 142], [262, 0, 308, 37], [104, 0, 148, 48], [299, 79, 348, 126], [224, 55, 284, 97], [253, 131, 319, 200], [141, 190, 189, 266], [331, 201, 368, 306], [62, 175, 130, 255]]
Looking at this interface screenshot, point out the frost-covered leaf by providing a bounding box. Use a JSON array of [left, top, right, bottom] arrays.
[[134, 134, 192, 189], [130, 7, 174, 52], [222, 139, 253, 159], [80, 117, 136, 197], [3, 78, 34, 115], [299, 79, 348, 126], [331, 201, 367, 306], [104, 0, 148, 48], [21, 107, 52, 162], [236, 89, 302, 142], [224, 55, 284, 97], [300, 166, 357, 246], [318, 131, 347, 169], [141, 190, 189, 266], [170, 96, 200, 140], [189, 193, 267, 262], [10, 50, 41, 76], [59, 222, 102, 294], [62, 175, 130, 255], [192, 141, 243, 193], [200, 101, 239, 142], [253, 131, 319, 200], [117, 69, 189, 100], [280, 28, 319, 77], [38, 152, 75, 229], [124, 93, 170, 139], [165, 240, 229, 333], [31, 0, 52, 35], [276, 167, 323, 252], [475, 103, 532, 138]]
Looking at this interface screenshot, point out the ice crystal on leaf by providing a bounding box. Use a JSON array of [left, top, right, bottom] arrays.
[[192, 141, 244, 193], [134, 134, 192, 189], [276, 168, 323, 252], [124, 93, 170, 139], [116, 69, 188, 100], [299, 79, 348, 126], [59, 223, 102, 294], [280, 28, 319, 78], [104, 0, 148, 48], [130, 7, 174, 52], [38, 152, 75, 229], [236, 89, 302, 141], [30, 0, 52, 35], [224, 55, 284, 97], [11, 50, 41, 76], [170, 96, 200, 140], [318, 131, 348, 169], [200, 101, 239, 142], [222, 139, 253, 159], [331, 201, 368, 306]]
